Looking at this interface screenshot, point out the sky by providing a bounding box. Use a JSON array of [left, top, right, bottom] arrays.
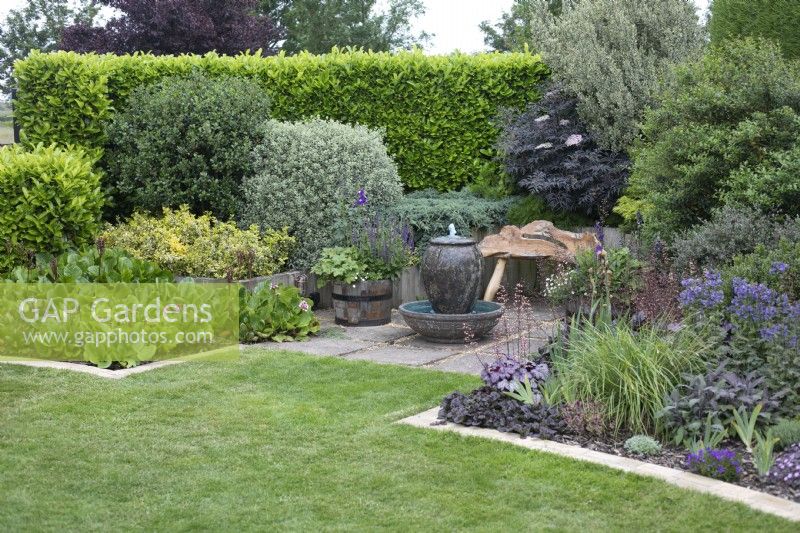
[[1, 0, 712, 55]]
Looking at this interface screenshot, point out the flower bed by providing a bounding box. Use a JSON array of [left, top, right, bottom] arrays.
[[438, 391, 800, 504]]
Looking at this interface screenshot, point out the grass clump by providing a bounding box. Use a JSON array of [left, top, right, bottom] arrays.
[[552, 319, 707, 435]]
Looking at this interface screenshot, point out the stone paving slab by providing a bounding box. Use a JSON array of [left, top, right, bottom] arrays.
[[343, 345, 458, 366], [478, 336, 550, 359], [426, 353, 487, 374], [392, 334, 488, 352], [258, 303, 561, 375], [399, 408, 800, 523], [334, 324, 415, 344], [255, 337, 371, 357]]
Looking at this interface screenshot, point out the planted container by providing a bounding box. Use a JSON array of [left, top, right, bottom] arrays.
[[332, 280, 393, 326]]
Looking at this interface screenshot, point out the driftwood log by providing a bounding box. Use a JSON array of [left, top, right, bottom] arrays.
[[477, 221, 598, 301]]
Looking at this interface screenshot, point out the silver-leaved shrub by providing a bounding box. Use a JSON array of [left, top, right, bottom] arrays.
[[240, 118, 403, 269], [531, 0, 704, 151]]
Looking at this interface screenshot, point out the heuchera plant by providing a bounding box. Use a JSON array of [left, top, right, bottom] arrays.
[[481, 355, 550, 395], [685, 448, 743, 482], [439, 386, 564, 439]]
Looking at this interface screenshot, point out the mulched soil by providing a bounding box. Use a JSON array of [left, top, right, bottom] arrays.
[[551, 432, 800, 503]]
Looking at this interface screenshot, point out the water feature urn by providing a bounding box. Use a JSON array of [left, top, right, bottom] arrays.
[[421, 228, 483, 314]]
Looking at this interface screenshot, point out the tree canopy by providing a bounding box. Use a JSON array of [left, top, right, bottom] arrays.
[[60, 0, 283, 56], [0, 0, 98, 94], [480, 0, 561, 52], [260, 0, 429, 54]]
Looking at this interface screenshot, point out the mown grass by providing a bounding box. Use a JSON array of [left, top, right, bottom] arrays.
[[0, 349, 795, 531]]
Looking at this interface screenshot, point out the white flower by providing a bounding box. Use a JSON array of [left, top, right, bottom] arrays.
[[534, 114, 550, 123], [535, 142, 553, 150], [565, 134, 584, 147], [559, 119, 570, 126]]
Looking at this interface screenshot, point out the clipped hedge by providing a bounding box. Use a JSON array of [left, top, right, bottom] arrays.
[[0, 144, 103, 271], [106, 72, 272, 218], [13, 49, 547, 191], [710, 0, 800, 59]]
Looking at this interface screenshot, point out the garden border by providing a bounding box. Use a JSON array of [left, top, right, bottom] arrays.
[[0, 359, 183, 379], [398, 407, 800, 522]]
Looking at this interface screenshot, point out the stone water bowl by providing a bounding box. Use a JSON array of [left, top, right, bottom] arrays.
[[399, 300, 503, 344]]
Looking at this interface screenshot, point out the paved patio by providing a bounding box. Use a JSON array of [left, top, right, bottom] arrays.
[[254, 304, 562, 375]]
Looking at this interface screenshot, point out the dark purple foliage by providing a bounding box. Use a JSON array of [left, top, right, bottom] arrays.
[[770, 443, 800, 488], [438, 386, 564, 439], [685, 448, 743, 482], [660, 361, 782, 443], [60, 0, 282, 56], [498, 84, 629, 217], [481, 355, 549, 393]]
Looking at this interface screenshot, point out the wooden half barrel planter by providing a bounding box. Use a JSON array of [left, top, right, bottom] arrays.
[[332, 280, 393, 326]]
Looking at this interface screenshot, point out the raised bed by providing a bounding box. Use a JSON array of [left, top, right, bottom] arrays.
[[175, 271, 303, 291]]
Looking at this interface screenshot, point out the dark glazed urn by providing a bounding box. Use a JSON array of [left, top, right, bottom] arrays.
[[421, 236, 482, 314]]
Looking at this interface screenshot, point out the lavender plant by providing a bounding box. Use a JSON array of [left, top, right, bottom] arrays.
[[313, 188, 415, 283], [685, 448, 743, 482]]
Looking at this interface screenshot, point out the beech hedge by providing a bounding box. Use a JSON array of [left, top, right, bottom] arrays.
[[13, 49, 548, 191]]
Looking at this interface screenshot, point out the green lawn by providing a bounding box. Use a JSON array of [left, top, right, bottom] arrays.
[[0, 349, 794, 531]]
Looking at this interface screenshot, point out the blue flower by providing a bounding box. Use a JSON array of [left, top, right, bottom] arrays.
[[679, 270, 724, 309], [769, 262, 789, 275]]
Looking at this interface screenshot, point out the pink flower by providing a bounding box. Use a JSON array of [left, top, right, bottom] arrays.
[[298, 300, 310, 312]]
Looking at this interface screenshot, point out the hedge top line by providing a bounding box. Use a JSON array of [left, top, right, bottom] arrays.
[[13, 49, 549, 191]]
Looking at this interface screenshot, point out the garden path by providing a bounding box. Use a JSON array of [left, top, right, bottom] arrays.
[[255, 304, 561, 375]]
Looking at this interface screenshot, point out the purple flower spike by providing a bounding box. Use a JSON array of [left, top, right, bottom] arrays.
[[353, 188, 368, 207], [594, 221, 605, 245]]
